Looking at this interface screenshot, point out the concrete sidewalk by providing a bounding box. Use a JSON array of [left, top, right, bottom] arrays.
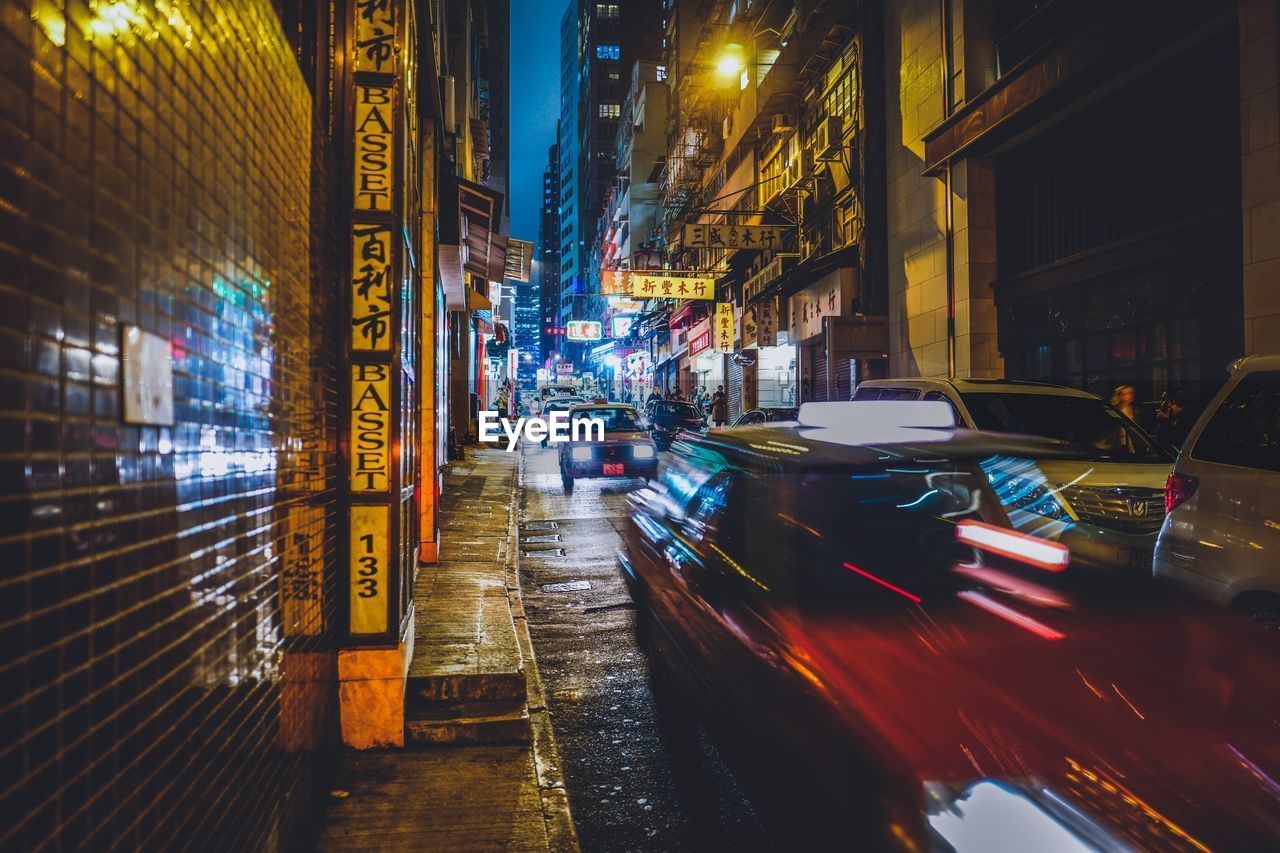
[[316, 448, 578, 852]]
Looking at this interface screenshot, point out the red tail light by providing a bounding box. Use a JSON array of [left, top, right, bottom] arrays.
[[1164, 473, 1200, 515]]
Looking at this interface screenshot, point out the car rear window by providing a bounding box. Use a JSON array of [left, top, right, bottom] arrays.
[[652, 401, 701, 418], [1190, 371, 1280, 473], [853, 387, 919, 401]]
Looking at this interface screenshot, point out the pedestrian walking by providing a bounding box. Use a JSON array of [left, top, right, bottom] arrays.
[[711, 386, 728, 427], [1155, 387, 1192, 450], [1110, 384, 1137, 422]]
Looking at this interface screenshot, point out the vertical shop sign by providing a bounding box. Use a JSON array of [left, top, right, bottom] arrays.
[[714, 302, 735, 352], [349, 504, 390, 634], [350, 363, 391, 492], [351, 224, 394, 351], [355, 0, 395, 73], [282, 506, 325, 636], [354, 85, 394, 212]]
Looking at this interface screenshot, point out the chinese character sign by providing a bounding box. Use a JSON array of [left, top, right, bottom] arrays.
[[351, 223, 393, 351], [757, 297, 777, 347], [350, 363, 392, 492], [354, 84, 394, 211], [355, 0, 395, 73], [684, 223, 790, 251], [630, 273, 716, 300], [600, 268, 630, 295], [566, 320, 603, 342], [714, 302, 735, 352], [282, 506, 325, 636]]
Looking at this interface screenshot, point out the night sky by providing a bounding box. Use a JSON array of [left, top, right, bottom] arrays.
[[510, 0, 566, 244]]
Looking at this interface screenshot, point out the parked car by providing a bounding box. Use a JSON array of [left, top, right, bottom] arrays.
[[728, 406, 798, 428], [538, 396, 586, 446], [558, 404, 657, 493], [619, 401, 1280, 847], [647, 400, 707, 450], [854, 378, 1173, 571], [1154, 355, 1280, 624]]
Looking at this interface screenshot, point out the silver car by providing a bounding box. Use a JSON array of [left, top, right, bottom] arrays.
[[1154, 355, 1280, 625], [854, 378, 1174, 571]]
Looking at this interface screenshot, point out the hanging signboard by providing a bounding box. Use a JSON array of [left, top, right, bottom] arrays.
[[354, 84, 394, 211], [601, 268, 630, 295], [555, 362, 575, 375], [684, 223, 789, 251], [566, 320, 603, 342], [714, 302, 735, 352], [351, 223, 394, 351], [349, 504, 390, 635], [688, 318, 712, 357], [756, 297, 778, 347], [350, 363, 391, 492], [631, 272, 716, 300]]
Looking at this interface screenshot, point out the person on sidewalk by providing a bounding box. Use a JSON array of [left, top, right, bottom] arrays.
[[711, 386, 728, 427]]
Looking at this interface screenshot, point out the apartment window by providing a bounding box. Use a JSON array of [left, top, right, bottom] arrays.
[[596, 44, 620, 60], [599, 103, 621, 119], [608, 72, 620, 80], [595, 3, 619, 19]]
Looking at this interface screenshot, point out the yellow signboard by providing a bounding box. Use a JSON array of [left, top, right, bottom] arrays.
[[351, 223, 394, 351], [684, 223, 789, 251], [354, 0, 395, 74], [282, 505, 324, 636], [714, 301, 735, 352], [631, 272, 715, 300], [349, 504, 390, 635], [354, 84, 394, 211], [350, 363, 392, 492]]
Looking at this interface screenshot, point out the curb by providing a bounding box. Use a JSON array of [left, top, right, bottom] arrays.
[[507, 448, 581, 853]]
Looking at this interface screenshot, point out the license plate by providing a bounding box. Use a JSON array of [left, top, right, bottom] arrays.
[[603, 463, 625, 476]]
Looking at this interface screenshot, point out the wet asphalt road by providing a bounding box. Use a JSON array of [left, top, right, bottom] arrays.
[[517, 441, 771, 852]]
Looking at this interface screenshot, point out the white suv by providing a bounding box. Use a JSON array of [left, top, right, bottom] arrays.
[[1153, 356, 1280, 624], [854, 378, 1174, 571]]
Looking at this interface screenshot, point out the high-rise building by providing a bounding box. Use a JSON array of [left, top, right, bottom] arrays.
[[557, 1, 580, 338], [538, 138, 562, 366]]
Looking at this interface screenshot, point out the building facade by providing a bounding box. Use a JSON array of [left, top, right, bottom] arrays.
[[1, 0, 509, 846], [885, 0, 1271, 413]]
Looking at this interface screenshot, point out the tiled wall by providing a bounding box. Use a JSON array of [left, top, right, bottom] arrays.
[[0, 0, 339, 848]]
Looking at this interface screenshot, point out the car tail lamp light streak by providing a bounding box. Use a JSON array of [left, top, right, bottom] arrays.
[[957, 591, 1065, 640], [1164, 472, 1200, 515], [842, 562, 922, 603], [955, 520, 1070, 572]]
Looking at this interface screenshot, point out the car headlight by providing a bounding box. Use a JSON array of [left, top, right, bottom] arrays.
[[991, 475, 1071, 521], [570, 446, 592, 461], [633, 445, 655, 459]]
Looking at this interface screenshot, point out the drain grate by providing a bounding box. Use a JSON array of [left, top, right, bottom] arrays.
[[522, 533, 562, 544], [522, 547, 567, 558], [520, 521, 559, 532], [541, 580, 591, 593]]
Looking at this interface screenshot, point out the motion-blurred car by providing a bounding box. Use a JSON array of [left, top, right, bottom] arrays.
[[854, 378, 1173, 571], [619, 401, 1280, 848], [558, 404, 656, 493], [1155, 355, 1280, 624], [647, 399, 707, 450], [538, 396, 585, 445], [727, 406, 798, 427]]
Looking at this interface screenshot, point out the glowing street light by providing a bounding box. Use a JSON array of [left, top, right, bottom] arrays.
[[716, 43, 745, 78]]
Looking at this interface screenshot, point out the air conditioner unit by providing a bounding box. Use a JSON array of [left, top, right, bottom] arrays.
[[772, 113, 797, 134], [815, 115, 843, 161]]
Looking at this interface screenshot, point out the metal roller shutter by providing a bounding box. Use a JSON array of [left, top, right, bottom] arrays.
[[726, 357, 743, 422], [835, 354, 854, 401], [809, 343, 828, 402]]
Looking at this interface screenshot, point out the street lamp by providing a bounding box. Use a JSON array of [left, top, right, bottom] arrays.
[[716, 43, 745, 78]]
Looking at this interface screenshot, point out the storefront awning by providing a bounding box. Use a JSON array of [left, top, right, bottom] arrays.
[[439, 174, 508, 308]]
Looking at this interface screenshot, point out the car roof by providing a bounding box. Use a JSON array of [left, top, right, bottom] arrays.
[[1231, 354, 1280, 373], [674, 422, 1092, 471], [569, 402, 638, 411], [858, 377, 1099, 399]]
